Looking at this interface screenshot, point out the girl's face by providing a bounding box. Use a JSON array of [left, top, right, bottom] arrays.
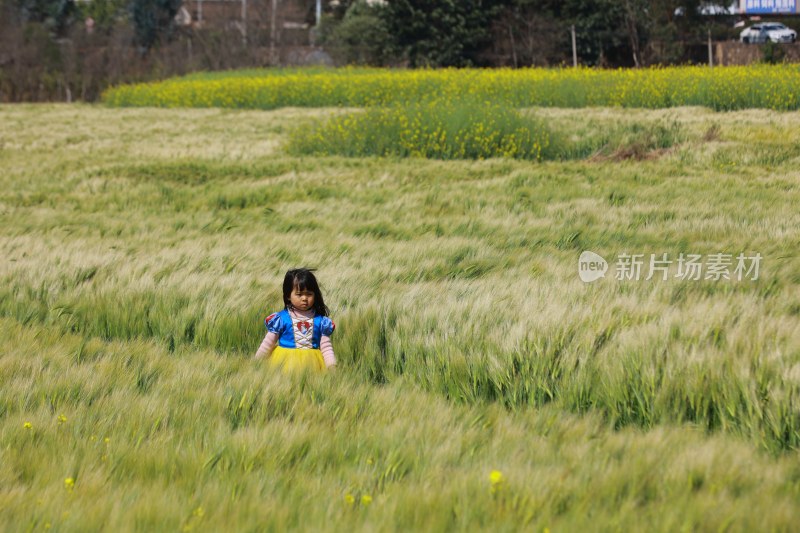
[[290, 285, 315, 311]]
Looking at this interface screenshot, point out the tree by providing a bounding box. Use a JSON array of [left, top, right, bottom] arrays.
[[496, 0, 571, 66], [556, 0, 628, 66], [321, 1, 395, 66], [553, 0, 709, 67], [128, 0, 181, 53], [622, 0, 645, 66], [380, 0, 507, 67], [78, 0, 128, 33], [644, 0, 706, 64], [15, 0, 78, 35]]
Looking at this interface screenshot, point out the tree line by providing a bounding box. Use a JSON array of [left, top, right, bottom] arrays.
[[0, 0, 759, 101], [322, 0, 741, 67]]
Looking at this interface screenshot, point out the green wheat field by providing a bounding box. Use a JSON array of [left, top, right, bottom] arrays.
[[1, 103, 800, 531]]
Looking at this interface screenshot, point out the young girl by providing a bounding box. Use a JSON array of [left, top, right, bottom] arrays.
[[253, 268, 337, 373]]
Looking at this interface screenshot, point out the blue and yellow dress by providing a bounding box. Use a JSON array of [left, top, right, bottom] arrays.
[[265, 309, 335, 373]]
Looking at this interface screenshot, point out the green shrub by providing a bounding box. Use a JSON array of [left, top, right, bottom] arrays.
[[320, 1, 395, 66], [762, 41, 786, 65], [286, 100, 553, 160]]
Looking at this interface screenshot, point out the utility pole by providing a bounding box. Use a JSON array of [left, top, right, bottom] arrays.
[[571, 25, 577, 67], [270, 0, 278, 65], [316, 0, 321, 27], [241, 0, 248, 46], [708, 29, 713, 67]]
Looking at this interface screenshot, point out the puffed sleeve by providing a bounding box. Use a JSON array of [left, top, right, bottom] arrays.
[[320, 316, 336, 337], [265, 312, 284, 334]]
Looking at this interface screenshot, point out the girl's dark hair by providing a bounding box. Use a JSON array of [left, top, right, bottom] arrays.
[[283, 268, 329, 316]]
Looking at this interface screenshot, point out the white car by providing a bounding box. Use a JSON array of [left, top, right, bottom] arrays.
[[740, 23, 797, 44]]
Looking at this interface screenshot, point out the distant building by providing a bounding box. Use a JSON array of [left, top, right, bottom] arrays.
[[182, 0, 320, 45]]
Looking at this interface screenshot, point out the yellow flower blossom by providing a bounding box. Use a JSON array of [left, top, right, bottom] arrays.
[[489, 470, 506, 494], [103, 65, 800, 113]]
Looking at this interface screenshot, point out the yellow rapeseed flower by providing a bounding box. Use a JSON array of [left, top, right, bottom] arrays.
[[489, 470, 506, 494], [57, 414, 67, 425], [24, 422, 32, 429], [361, 495, 372, 506], [104, 65, 800, 112], [64, 477, 75, 491], [344, 493, 355, 506]]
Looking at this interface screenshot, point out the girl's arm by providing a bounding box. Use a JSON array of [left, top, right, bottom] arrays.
[[320, 335, 336, 368], [254, 332, 279, 360]]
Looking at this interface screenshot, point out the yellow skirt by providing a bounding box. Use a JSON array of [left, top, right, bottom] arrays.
[[269, 346, 326, 374]]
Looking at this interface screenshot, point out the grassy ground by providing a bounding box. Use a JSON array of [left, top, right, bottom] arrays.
[[1, 104, 799, 531]]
